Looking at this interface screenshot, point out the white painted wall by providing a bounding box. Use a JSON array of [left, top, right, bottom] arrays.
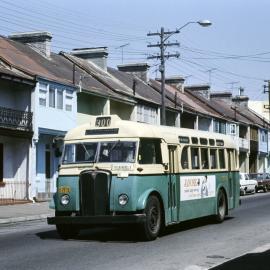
[[0, 136, 30, 200], [35, 81, 77, 134]]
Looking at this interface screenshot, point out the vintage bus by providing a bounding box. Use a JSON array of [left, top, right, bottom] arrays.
[[48, 115, 240, 241]]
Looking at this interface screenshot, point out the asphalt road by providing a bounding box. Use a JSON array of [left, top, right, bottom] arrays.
[[1, 192, 270, 270]]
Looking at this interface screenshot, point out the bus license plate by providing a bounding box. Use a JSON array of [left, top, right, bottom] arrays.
[[58, 186, 71, 193]]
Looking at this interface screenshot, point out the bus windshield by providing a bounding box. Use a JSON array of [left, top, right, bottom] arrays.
[[62, 141, 137, 164]]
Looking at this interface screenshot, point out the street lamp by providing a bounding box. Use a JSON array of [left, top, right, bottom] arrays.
[[148, 20, 212, 125]]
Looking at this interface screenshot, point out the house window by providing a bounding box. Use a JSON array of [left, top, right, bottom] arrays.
[[39, 83, 48, 106], [230, 124, 236, 135], [57, 89, 63, 109], [214, 121, 226, 134], [220, 122, 226, 134], [261, 131, 267, 142], [137, 105, 157, 124], [65, 90, 73, 111], [49, 86, 55, 108]]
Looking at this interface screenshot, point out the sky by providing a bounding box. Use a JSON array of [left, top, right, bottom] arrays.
[[0, 0, 270, 100]]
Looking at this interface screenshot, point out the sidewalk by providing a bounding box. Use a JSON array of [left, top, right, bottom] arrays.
[[0, 201, 54, 224]]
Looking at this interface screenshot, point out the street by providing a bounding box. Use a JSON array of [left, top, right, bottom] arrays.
[[0, 192, 270, 270]]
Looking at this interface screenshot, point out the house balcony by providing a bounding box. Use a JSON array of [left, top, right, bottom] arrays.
[[0, 106, 33, 138], [259, 141, 268, 155], [250, 140, 258, 153], [238, 137, 249, 152]]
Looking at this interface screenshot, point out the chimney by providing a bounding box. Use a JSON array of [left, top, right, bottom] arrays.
[[210, 91, 232, 103], [117, 63, 150, 82], [185, 84, 210, 99], [9, 31, 52, 58], [156, 76, 185, 91], [232, 95, 249, 108], [71, 47, 108, 71]]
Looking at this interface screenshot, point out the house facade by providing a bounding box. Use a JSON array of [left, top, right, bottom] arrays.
[[0, 32, 78, 200], [0, 68, 34, 203]]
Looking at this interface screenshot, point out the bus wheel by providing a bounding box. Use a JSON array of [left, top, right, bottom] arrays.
[[141, 195, 162, 241], [215, 189, 227, 223], [56, 224, 79, 240]]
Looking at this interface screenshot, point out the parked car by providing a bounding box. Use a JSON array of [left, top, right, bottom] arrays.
[[249, 173, 270, 192], [240, 172, 258, 195]]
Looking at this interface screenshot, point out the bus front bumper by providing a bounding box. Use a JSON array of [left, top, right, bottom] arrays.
[[47, 214, 146, 226]]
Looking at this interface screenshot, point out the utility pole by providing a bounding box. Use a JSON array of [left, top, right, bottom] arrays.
[[147, 28, 180, 125], [147, 20, 212, 125], [263, 80, 270, 121]]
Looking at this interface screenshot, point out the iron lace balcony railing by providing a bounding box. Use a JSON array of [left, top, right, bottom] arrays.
[[0, 106, 33, 132]]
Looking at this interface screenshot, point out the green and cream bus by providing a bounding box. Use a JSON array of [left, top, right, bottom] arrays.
[[48, 115, 240, 241]]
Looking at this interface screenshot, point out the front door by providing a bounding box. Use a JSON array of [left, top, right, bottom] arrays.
[[45, 144, 51, 195], [168, 145, 178, 222], [0, 143, 3, 181]]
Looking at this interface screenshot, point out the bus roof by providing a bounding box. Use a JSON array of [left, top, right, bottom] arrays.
[[65, 115, 237, 148]]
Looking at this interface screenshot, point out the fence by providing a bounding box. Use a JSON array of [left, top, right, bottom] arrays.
[[0, 180, 28, 205]]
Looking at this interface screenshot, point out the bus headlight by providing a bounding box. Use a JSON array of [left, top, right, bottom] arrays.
[[118, 194, 129, 206], [60, 194, 70, 206]]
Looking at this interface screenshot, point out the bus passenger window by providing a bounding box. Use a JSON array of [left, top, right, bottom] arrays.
[[181, 146, 189, 169], [219, 149, 225, 169], [201, 148, 209, 169], [138, 139, 162, 164], [191, 148, 200, 169], [210, 149, 217, 169]]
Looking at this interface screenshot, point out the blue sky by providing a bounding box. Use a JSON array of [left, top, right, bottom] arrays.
[[1, 0, 270, 100]]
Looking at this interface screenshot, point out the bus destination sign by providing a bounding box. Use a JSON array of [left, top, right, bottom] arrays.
[[95, 117, 111, 127]]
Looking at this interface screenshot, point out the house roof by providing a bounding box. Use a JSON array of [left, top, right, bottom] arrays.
[[0, 66, 35, 84], [61, 53, 140, 100], [150, 79, 225, 118], [108, 67, 163, 106], [0, 36, 137, 104], [0, 36, 73, 85], [186, 88, 270, 128]]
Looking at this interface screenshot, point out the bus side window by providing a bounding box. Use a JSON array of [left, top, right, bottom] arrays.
[[138, 139, 162, 164], [218, 149, 225, 169], [181, 146, 189, 169], [210, 149, 217, 169], [201, 148, 209, 169], [228, 149, 236, 170], [191, 147, 200, 169]]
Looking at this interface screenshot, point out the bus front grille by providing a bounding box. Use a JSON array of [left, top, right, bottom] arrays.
[[79, 170, 110, 216]]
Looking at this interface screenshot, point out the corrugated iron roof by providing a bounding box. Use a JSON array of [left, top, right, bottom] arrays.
[[108, 67, 161, 106]]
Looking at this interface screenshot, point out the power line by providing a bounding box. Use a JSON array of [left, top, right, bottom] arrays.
[[0, 0, 149, 41]]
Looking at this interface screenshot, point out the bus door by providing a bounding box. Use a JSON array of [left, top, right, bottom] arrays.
[[227, 149, 234, 205], [168, 145, 178, 222]]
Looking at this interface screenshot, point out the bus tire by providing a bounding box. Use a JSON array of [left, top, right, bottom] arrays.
[[140, 195, 162, 241], [215, 189, 227, 223], [56, 224, 79, 240]]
